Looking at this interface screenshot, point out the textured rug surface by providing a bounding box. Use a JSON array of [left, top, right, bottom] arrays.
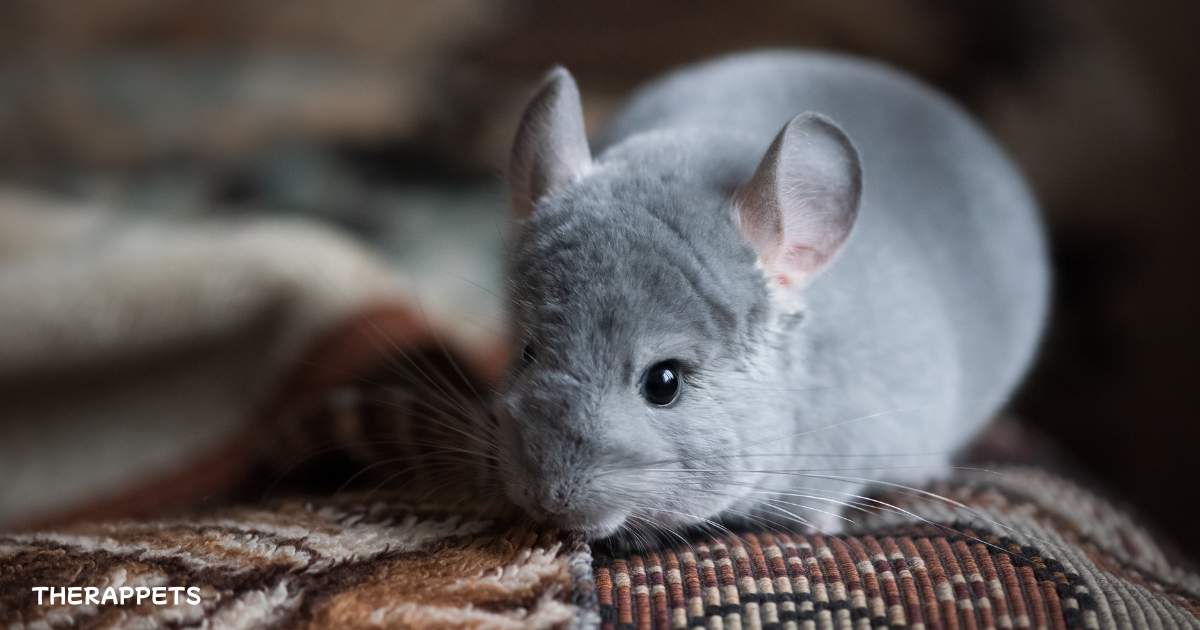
[[597, 525, 1197, 630], [0, 498, 591, 629], [1, 468, 1196, 629], [593, 468, 1200, 630]]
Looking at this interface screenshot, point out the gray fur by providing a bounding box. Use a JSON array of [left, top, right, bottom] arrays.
[[508, 67, 593, 220], [495, 50, 1049, 539]]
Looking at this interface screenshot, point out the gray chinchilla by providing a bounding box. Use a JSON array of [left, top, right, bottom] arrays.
[[494, 50, 1048, 539]]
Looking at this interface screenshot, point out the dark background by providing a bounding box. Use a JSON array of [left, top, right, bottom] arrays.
[[1, 1, 1196, 555]]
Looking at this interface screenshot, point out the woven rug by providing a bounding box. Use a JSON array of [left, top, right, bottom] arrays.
[[2, 467, 1197, 629], [595, 525, 1192, 630], [0, 499, 591, 629]]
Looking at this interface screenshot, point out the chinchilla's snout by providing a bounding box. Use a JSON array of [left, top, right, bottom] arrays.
[[495, 376, 633, 537], [503, 464, 630, 537]]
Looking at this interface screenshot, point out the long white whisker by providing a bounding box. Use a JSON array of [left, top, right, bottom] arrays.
[[795, 472, 1064, 552]]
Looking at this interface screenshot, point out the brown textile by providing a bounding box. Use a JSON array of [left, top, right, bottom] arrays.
[[1, 497, 590, 629], [1, 467, 1197, 629], [595, 467, 1200, 630]]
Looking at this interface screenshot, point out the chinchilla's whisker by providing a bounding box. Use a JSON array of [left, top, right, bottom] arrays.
[[748, 473, 1052, 556], [403, 287, 489, 405], [625, 484, 852, 539], [743, 404, 953, 453], [456, 310, 510, 329], [645, 465, 963, 475], [816, 492, 1023, 557], [640, 494, 774, 539], [663, 398, 1002, 471], [598, 402, 965, 479], [750, 491, 865, 522], [259, 398, 490, 503], [356, 392, 497, 447], [811, 490, 1001, 545], [755, 500, 820, 530], [366, 328, 480, 420], [738, 486, 888, 516], [664, 469, 972, 515], [362, 462, 484, 503], [640, 484, 843, 531], [369, 440, 496, 460], [338, 310, 479, 416], [367, 288, 484, 403], [337, 450, 484, 497], [434, 266, 506, 303], [722, 505, 799, 539], [625, 472, 1040, 557], [648, 506, 739, 540], [378, 354, 476, 420], [281, 354, 464, 421], [634, 519, 659, 551], [335, 457, 434, 495], [711, 385, 842, 393], [640, 514, 696, 550], [798, 473, 1062, 552], [764, 501, 855, 539], [763, 495, 878, 535], [631, 450, 954, 469], [391, 352, 480, 417], [494, 216, 512, 258], [264, 435, 493, 493], [343, 389, 469, 427], [263, 439, 369, 481], [383, 475, 473, 506]]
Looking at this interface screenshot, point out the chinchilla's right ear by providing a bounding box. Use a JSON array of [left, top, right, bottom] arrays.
[[508, 67, 592, 221], [735, 112, 862, 289]]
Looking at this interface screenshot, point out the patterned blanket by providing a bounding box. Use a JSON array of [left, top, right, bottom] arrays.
[[3, 467, 1196, 629]]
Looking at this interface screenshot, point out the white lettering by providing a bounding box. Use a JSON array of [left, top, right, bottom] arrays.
[[34, 583, 203, 606]]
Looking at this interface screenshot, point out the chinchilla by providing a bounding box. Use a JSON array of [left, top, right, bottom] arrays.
[[493, 50, 1048, 539]]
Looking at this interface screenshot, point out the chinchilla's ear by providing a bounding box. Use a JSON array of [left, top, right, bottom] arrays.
[[509, 66, 592, 221], [734, 112, 862, 288]]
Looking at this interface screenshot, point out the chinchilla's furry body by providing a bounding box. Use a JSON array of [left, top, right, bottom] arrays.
[[495, 50, 1048, 539]]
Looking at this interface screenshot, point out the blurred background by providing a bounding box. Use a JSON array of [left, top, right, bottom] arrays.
[[0, 1, 1196, 555]]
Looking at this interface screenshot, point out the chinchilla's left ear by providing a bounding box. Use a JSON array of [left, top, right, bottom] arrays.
[[734, 112, 862, 288], [508, 66, 592, 221]]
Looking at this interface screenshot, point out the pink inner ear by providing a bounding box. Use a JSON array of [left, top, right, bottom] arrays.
[[777, 244, 826, 278], [765, 243, 828, 288]]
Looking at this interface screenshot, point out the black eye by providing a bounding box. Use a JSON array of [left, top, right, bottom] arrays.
[[521, 343, 537, 366], [640, 361, 681, 406]]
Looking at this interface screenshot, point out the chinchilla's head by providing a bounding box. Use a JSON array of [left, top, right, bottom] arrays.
[[494, 66, 862, 540]]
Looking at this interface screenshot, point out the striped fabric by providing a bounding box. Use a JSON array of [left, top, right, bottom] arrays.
[[596, 527, 1109, 630], [591, 466, 1200, 630], [2, 468, 1197, 629]]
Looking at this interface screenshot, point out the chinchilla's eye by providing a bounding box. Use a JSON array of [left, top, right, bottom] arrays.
[[640, 361, 681, 406], [521, 343, 537, 366]]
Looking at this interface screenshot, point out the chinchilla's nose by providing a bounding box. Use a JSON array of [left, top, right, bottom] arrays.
[[507, 472, 629, 536], [498, 370, 631, 535]]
